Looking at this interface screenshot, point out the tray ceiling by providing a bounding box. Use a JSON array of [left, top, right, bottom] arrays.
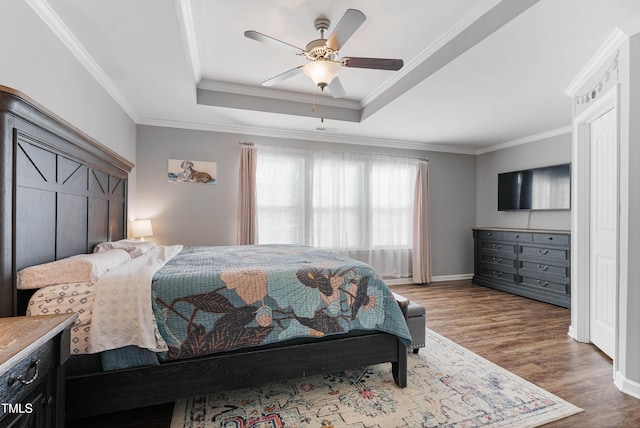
[[40, 0, 640, 152]]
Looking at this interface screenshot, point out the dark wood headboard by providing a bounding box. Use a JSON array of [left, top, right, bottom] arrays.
[[0, 86, 134, 317]]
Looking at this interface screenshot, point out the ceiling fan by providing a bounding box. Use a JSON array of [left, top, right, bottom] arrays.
[[244, 9, 403, 98]]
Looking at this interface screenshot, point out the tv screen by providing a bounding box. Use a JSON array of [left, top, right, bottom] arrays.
[[498, 163, 571, 211]]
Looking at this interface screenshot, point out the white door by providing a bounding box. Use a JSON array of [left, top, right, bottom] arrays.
[[589, 107, 618, 359]]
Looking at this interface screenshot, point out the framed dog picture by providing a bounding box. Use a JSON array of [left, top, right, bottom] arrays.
[[168, 159, 217, 184]]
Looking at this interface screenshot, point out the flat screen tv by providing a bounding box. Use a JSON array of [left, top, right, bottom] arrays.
[[498, 163, 571, 211]]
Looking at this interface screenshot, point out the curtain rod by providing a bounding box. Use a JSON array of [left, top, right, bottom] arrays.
[[243, 141, 428, 162]]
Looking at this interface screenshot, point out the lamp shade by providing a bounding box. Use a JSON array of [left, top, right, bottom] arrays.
[[303, 60, 341, 87], [131, 219, 153, 240]]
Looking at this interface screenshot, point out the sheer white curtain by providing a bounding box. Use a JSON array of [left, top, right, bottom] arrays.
[[256, 145, 417, 278], [366, 155, 415, 278], [311, 151, 366, 250]]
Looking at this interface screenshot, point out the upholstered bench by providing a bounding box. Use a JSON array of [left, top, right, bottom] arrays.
[[392, 292, 426, 353]]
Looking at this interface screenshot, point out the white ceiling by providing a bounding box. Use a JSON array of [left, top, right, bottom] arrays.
[[40, 0, 640, 153]]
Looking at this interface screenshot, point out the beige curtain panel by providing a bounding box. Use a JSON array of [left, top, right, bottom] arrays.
[[412, 160, 432, 283], [237, 144, 258, 245]]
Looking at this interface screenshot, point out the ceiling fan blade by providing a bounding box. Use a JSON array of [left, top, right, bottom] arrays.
[[244, 30, 305, 55], [342, 57, 404, 71], [327, 77, 345, 98], [326, 9, 366, 51], [261, 65, 305, 86]]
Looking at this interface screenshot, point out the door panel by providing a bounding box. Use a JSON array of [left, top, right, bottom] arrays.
[[589, 107, 617, 359]]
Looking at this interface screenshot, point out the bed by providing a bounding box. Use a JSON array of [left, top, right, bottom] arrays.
[[0, 86, 410, 420]]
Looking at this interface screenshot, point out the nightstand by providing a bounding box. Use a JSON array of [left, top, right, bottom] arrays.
[[0, 313, 77, 428]]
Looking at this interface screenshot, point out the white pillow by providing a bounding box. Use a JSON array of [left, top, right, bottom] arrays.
[[17, 249, 131, 290], [93, 239, 156, 258]]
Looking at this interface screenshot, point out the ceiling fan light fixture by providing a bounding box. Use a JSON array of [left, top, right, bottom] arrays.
[[303, 60, 341, 88]]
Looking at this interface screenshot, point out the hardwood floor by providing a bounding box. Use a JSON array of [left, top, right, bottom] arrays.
[[67, 280, 640, 427], [392, 280, 640, 427]]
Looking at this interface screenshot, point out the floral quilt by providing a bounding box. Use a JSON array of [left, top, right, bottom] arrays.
[[150, 245, 411, 361]]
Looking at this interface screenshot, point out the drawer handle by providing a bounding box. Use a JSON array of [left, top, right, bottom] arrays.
[[8, 359, 40, 386], [492, 271, 503, 277], [515, 234, 520, 238], [537, 264, 549, 271], [537, 280, 550, 287], [493, 257, 503, 263], [492, 244, 502, 249], [487, 232, 492, 236], [538, 249, 549, 255]]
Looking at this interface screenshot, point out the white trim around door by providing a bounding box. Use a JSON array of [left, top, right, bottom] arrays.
[[570, 84, 620, 373]]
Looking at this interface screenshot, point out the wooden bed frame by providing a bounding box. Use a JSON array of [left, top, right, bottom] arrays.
[[0, 86, 407, 420]]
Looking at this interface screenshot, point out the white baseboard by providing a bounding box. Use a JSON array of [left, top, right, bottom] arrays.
[[384, 278, 413, 285], [385, 273, 473, 286], [567, 325, 578, 341], [432, 273, 474, 282], [615, 371, 640, 399]]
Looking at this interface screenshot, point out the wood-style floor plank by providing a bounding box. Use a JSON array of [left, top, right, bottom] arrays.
[[69, 280, 640, 427], [391, 280, 640, 427]]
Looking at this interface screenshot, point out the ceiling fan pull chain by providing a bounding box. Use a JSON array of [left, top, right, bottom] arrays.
[[319, 87, 325, 123]]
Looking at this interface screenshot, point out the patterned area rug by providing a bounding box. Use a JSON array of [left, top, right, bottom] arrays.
[[171, 329, 582, 428]]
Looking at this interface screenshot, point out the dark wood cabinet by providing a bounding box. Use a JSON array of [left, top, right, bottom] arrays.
[[0, 314, 77, 428], [473, 228, 571, 308]]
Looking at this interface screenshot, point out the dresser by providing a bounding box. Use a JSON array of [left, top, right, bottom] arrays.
[[472, 228, 571, 308], [0, 314, 77, 428]]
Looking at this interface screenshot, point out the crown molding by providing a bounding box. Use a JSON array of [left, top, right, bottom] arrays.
[[26, 0, 139, 122], [138, 117, 477, 155], [475, 126, 572, 155], [564, 27, 627, 97], [620, 15, 640, 37], [138, 119, 571, 157], [175, 0, 201, 84]]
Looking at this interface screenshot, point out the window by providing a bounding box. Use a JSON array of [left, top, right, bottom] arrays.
[[256, 149, 307, 244], [256, 145, 417, 278], [311, 152, 366, 249]]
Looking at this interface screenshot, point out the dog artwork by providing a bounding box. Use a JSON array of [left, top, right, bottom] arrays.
[[180, 160, 213, 183], [168, 159, 217, 184]]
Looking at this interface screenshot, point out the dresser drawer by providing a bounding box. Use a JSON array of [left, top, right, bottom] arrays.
[[480, 261, 517, 275], [520, 245, 569, 260], [520, 261, 569, 278], [479, 267, 517, 284], [532, 233, 570, 246], [503, 231, 533, 242], [0, 339, 54, 415], [521, 276, 570, 295], [476, 230, 503, 240], [479, 254, 517, 268], [479, 241, 516, 253]]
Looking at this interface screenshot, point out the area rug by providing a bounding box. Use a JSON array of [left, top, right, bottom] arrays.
[[171, 329, 582, 428]]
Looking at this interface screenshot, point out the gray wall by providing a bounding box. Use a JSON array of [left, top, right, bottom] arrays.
[[135, 126, 240, 246], [136, 125, 477, 278], [0, 0, 137, 212], [475, 133, 572, 231]]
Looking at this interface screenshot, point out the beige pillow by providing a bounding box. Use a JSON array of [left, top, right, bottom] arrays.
[[93, 239, 156, 258], [17, 249, 131, 290]]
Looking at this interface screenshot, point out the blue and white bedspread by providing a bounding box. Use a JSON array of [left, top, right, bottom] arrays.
[[151, 245, 411, 361]]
